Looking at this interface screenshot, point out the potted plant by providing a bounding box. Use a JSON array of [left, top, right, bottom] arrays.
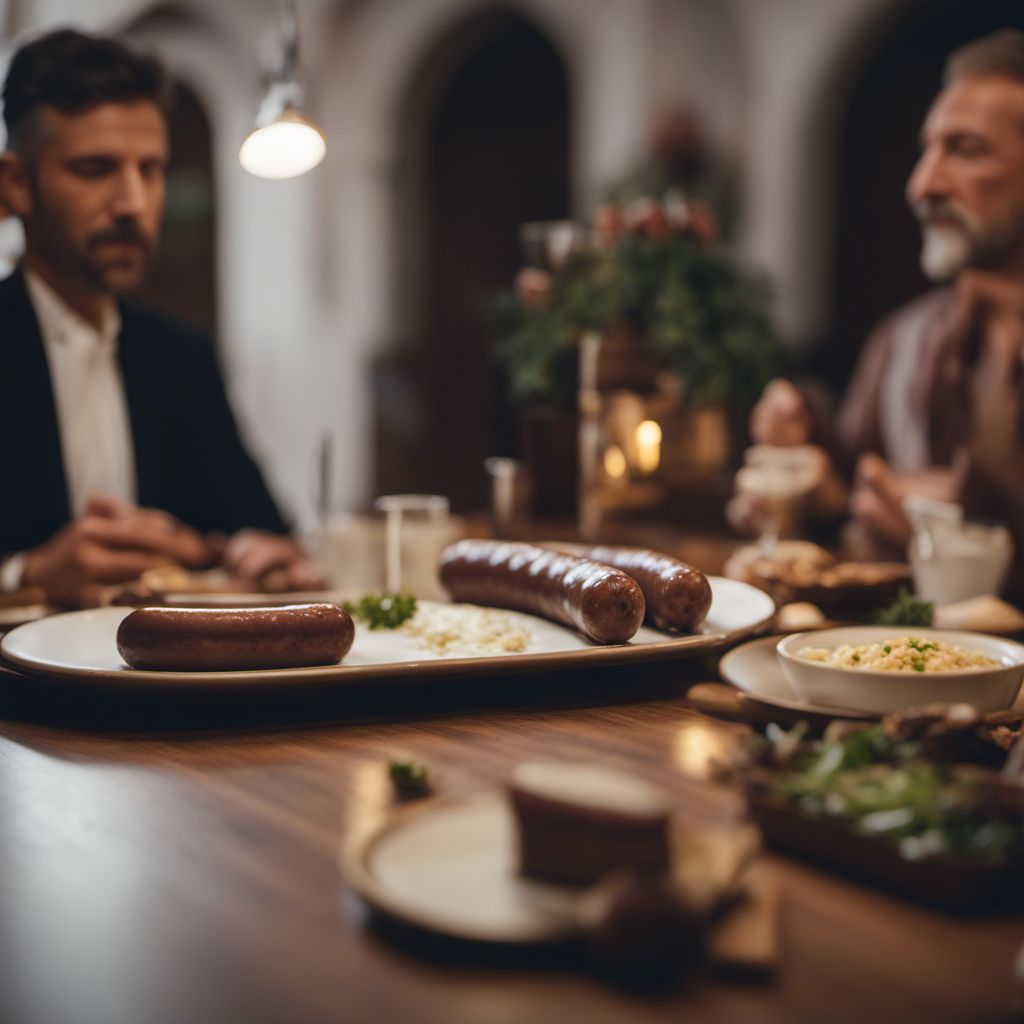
[[492, 190, 786, 525]]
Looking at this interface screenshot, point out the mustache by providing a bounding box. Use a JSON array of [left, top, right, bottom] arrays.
[[912, 197, 979, 233], [87, 221, 153, 252]]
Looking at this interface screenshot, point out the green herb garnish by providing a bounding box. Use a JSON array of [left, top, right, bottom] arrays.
[[871, 589, 934, 628], [388, 759, 431, 797], [343, 592, 417, 630]]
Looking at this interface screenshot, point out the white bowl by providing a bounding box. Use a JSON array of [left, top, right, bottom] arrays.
[[776, 626, 1024, 715]]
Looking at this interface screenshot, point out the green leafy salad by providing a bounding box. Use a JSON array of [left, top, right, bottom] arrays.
[[751, 720, 1024, 864]]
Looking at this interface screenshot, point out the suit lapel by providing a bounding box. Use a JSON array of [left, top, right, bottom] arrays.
[[0, 268, 70, 533]]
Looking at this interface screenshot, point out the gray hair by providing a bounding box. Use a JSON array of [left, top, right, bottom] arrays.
[[945, 29, 1024, 86]]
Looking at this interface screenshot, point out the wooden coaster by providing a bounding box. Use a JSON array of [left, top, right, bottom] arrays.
[[688, 682, 747, 721]]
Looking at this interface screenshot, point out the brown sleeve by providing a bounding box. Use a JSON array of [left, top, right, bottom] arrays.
[[785, 321, 892, 485], [955, 366, 1024, 599], [834, 318, 892, 469], [816, 288, 955, 478]]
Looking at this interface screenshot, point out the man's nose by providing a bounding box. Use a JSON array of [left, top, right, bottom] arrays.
[[906, 146, 949, 207], [110, 166, 147, 217]]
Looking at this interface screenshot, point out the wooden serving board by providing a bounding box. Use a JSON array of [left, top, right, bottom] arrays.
[[747, 786, 1024, 912]]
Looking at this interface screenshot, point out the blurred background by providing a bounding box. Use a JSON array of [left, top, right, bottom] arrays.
[[1, 0, 1022, 527]]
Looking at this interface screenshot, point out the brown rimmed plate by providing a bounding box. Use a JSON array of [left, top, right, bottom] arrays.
[[342, 791, 777, 970], [718, 635, 877, 724], [0, 577, 774, 690]]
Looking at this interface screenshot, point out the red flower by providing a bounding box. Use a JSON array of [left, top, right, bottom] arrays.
[[514, 267, 552, 309], [686, 200, 717, 244], [623, 198, 672, 240], [594, 203, 625, 247]]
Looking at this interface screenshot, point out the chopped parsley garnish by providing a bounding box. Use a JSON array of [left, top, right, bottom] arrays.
[[388, 759, 431, 797], [871, 590, 934, 628], [343, 592, 417, 630]]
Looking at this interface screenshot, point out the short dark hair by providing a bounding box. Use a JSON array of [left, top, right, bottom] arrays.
[[2, 28, 171, 151], [945, 29, 1024, 86]]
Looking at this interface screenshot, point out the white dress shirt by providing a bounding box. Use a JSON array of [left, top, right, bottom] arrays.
[[24, 269, 137, 515]]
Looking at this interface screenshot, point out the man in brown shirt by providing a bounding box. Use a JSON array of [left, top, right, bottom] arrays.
[[734, 30, 1024, 574]]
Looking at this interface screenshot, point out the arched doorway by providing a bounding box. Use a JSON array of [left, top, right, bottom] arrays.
[[136, 81, 217, 336], [824, 0, 1024, 389], [374, 7, 571, 511]]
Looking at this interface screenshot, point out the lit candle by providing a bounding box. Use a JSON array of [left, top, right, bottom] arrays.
[[604, 445, 627, 479], [634, 420, 662, 474]]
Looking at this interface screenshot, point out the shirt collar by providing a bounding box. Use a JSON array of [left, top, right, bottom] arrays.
[[23, 267, 122, 355]]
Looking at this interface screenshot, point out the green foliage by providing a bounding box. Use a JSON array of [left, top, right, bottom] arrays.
[[871, 589, 935, 628], [493, 234, 786, 414], [645, 240, 785, 408]]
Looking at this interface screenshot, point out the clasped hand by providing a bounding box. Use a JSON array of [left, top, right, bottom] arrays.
[[22, 494, 324, 608]]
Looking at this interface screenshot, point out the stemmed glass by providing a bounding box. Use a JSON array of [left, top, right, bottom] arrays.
[[735, 445, 820, 555]]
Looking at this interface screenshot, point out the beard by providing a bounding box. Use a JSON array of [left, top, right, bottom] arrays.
[[80, 220, 156, 294], [27, 188, 157, 297], [913, 197, 1024, 282], [919, 222, 973, 281]]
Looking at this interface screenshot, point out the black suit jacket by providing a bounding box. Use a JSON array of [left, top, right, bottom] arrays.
[[0, 268, 288, 554]]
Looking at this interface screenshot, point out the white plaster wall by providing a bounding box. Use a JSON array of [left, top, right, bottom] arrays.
[[649, 0, 748, 159], [314, 0, 673, 518], [122, 4, 332, 529], [2, 0, 924, 521], [731, 0, 913, 342]]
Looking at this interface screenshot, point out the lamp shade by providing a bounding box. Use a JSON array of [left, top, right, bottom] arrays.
[[239, 107, 325, 179]]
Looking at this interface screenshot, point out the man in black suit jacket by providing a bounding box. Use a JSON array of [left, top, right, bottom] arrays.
[[0, 30, 320, 606]]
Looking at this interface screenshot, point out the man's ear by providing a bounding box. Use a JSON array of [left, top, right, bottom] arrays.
[[0, 151, 33, 219]]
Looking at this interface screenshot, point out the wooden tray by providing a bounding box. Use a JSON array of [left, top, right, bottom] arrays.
[[746, 785, 1024, 912]]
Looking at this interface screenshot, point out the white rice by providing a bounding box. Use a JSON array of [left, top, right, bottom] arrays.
[[797, 635, 999, 673], [402, 603, 532, 657]]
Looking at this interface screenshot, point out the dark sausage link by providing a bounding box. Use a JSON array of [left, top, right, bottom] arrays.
[[545, 544, 712, 632], [117, 603, 354, 671], [439, 540, 645, 645]]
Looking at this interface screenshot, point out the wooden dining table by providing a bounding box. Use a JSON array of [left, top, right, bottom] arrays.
[[0, 642, 1021, 1024]]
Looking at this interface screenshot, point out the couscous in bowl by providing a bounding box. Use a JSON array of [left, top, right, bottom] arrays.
[[776, 626, 1024, 714]]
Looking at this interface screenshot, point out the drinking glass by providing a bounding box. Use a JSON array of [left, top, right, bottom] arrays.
[[735, 445, 820, 554], [484, 457, 530, 537], [906, 500, 1014, 605], [519, 220, 589, 271], [373, 494, 457, 599]]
